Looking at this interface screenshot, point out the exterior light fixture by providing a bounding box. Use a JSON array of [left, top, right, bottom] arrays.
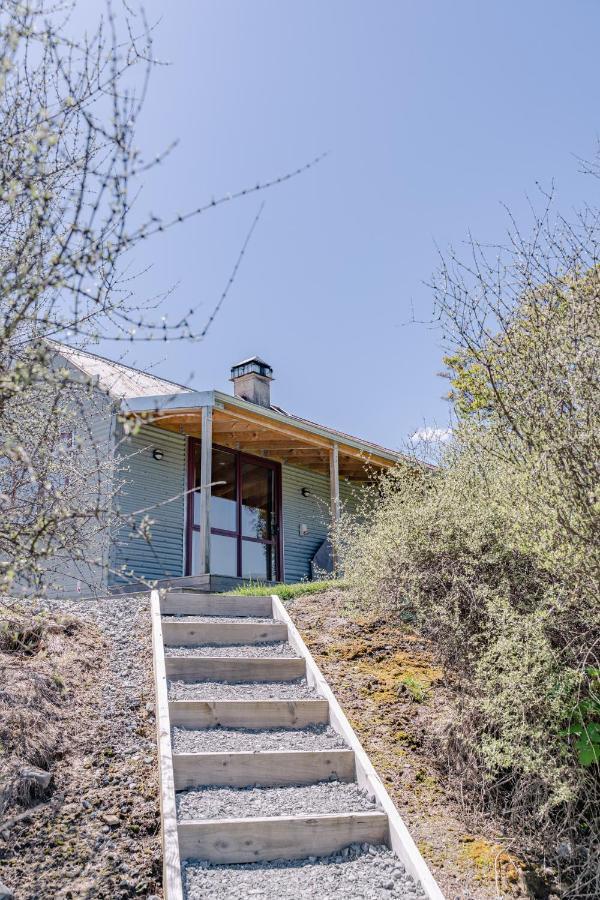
[[301, 487, 311, 497], [152, 448, 164, 461]]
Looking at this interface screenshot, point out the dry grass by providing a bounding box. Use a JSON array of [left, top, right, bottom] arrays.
[[0, 604, 96, 813]]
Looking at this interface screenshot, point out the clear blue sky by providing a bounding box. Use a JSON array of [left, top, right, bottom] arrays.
[[88, 0, 600, 450]]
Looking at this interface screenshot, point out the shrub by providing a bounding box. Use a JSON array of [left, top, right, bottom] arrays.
[[340, 258, 599, 895]]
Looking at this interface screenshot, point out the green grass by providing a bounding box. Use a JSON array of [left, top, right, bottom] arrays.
[[226, 579, 347, 601]]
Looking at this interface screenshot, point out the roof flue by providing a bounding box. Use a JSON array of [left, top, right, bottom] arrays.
[[230, 356, 273, 408]]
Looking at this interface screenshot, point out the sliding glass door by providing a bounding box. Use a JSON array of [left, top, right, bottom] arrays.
[[186, 441, 281, 581]]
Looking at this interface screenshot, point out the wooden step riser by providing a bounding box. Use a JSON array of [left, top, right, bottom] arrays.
[[162, 621, 287, 647], [165, 656, 305, 683], [177, 812, 389, 864], [169, 699, 329, 729], [173, 749, 355, 790], [160, 594, 273, 617]]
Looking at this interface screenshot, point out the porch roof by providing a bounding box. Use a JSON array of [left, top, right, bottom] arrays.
[[123, 389, 405, 480]]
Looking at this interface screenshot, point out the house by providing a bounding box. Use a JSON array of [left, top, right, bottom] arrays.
[[49, 341, 403, 594]]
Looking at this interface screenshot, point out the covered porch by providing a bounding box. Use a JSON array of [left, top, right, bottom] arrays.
[[123, 389, 398, 589]]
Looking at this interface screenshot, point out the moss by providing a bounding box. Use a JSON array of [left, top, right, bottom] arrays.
[[458, 834, 520, 885]]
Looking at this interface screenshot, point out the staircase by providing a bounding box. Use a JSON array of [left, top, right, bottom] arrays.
[[150, 589, 444, 899]]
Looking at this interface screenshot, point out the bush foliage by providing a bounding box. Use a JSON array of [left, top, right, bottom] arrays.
[[340, 234, 599, 895]]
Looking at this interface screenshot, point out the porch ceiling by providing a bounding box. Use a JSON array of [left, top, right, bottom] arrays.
[[142, 402, 395, 480]]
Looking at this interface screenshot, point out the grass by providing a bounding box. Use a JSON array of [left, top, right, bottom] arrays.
[[226, 579, 347, 601]]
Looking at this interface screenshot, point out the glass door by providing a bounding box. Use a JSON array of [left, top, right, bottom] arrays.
[[186, 441, 281, 580]]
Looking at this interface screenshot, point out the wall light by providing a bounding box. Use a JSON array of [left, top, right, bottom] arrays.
[[152, 448, 164, 461], [301, 487, 311, 497]]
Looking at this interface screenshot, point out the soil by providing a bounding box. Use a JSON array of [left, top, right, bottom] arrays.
[[0, 596, 161, 900], [285, 589, 531, 900]]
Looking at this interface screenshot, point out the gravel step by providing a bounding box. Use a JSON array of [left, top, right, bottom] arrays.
[[176, 781, 378, 821], [183, 844, 427, 899], [168, 680, 319, 701], [162, 616, 274, 624], [166, 643, 298, 658], [172, 725, 348, 754]]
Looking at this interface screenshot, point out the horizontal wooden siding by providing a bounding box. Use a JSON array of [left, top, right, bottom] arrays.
[[281, 463, 361, 583], [109, 424, 186, 586]]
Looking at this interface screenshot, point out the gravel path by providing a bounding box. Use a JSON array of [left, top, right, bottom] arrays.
[[165, 642, 298, 658], [183, 844, 426, 899], [172, 724, 348, 753], [162, 615, 274, 624], [168, 679, 319, 700], [176, 781, 378, 820]]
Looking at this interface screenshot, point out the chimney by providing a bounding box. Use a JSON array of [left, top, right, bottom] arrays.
[[230, 356, 273, 408]]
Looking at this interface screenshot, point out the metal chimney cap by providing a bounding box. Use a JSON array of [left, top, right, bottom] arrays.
[[230, 356, 274, 381]]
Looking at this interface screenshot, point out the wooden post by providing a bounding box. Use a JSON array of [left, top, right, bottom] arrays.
[[329, 443, 340, 574], [199, 405, 212, 575]]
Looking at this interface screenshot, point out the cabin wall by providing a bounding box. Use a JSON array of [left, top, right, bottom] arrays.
[[280, 462, 361, 583], [109, 424, 186, 587], [35, 384, 115, 598]]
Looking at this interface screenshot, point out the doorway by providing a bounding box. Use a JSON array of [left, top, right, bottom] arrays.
[[186, 440, 282, 581]]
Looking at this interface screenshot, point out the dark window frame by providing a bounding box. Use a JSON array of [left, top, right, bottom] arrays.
[[185, 438, 283, 581]]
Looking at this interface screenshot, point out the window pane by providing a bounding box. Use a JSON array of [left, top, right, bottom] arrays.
[[210, 533, 238, 576], [189, 529, 200, 576], [211, 449, 237, 532], [242, 539, 274, 582], [241, 463, 274, 539]]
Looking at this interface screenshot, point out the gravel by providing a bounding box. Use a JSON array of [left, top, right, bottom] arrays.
[[183, 843, 427, 899], [165, 642, 298, 658], [172, 724, 348, 753], [10, 594, 162, 897], [176, 781, 378, 820], [162, 615, 274, 624], [168, 679, 319, 701]]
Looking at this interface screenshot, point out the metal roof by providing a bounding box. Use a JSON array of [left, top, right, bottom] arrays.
[[48, 339, 192, 400]]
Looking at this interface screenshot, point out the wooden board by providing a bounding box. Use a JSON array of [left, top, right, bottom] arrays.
[[162, 620, 287, 647], [160, 593, 273, 617], [150, 592, 183, 900], [173, 749, 355, 789], [169, 699, 329, 729], [177, 811, 389, 863], [165, 655, 305, 683], [271, 594, 445, 900]]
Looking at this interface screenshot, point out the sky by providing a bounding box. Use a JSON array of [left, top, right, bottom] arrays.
[[81, 0, 600, 451]]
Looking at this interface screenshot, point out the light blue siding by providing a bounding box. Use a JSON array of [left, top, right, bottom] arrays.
[[280, 463, 360, 583], [109, 424, 186, 586]]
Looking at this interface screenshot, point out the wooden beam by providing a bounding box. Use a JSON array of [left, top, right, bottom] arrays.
[[150, 593, 183, 899], [172, 749, 355, 790], [219, 405, 332, 449], [159, 593, 273, 617], [330, 442, 340, 574], [162, 620, 287, 647], [199, 406, 212, 575], [177, 812, 389, 864], [168, 699, 330, 729], [164, 655, 306, 683]]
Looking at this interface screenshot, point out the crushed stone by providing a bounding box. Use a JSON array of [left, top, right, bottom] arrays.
[[183, 843, 427, 899], [168, 679, 319, 701], [165, 642, 298, 658], [162, 615, 274, 624], [172, 724, 348, 754], [176, 781, 378, 820]]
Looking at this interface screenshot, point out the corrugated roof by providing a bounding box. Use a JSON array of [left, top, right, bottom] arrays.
[[47, 339, 191, 400]]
